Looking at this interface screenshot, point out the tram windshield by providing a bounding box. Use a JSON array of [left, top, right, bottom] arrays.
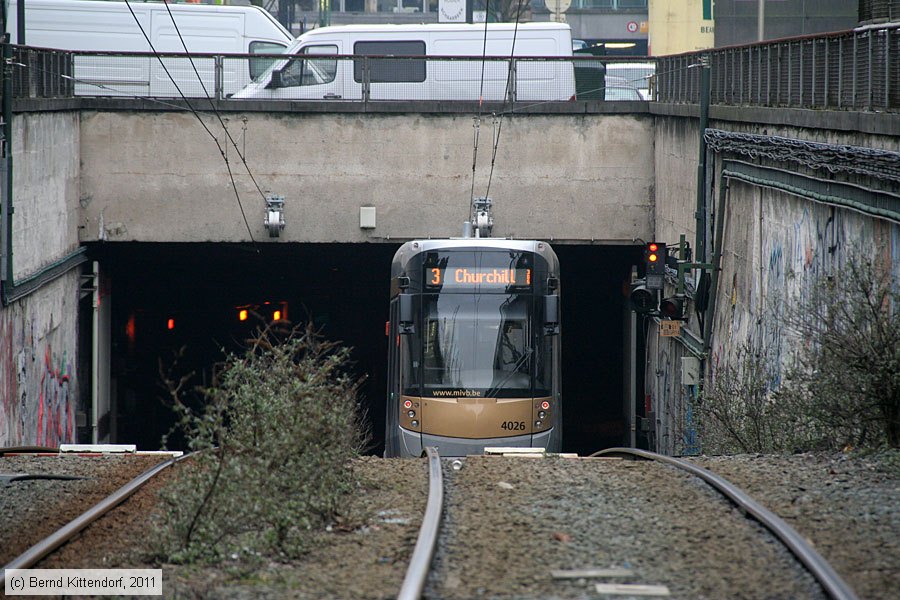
[[419, 293, 533, 397]]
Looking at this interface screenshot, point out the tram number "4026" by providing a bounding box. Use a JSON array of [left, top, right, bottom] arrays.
[[500, 421, 526, 431]]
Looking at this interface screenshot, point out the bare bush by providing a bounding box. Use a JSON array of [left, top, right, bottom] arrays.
[[151, 324, 370, 564], [697, 340, 821, 454], [700, 256, 900, 453], [778, 258, 900, 449]]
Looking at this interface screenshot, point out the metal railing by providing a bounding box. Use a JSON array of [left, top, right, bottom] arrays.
[[4, 46, 651, 104], [657, 24, 899, 112], [4, 23, 897, 113]]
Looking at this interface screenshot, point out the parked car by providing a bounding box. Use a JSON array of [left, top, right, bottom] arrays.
[[604, 62, 655, 100], [604, 85, 643, 101]]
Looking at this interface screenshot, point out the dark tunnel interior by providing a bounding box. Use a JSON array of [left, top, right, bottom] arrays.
[[92, 242, 643, 456]]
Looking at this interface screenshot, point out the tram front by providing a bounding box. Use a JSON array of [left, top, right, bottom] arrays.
[[385, 239, 561, 458]]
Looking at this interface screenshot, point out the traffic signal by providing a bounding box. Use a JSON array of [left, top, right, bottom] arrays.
[[629, 283, 657, 314], [644, 242, 666, 290], [645, 242, 666, 275], [660, 296, 686, 320]]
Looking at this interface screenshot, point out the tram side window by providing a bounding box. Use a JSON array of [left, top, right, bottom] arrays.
[[402, 330, 420, 393], [534, 334, 553, 396]]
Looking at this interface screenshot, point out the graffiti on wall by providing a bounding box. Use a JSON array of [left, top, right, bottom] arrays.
[[0, 283, 79, 448], [38, 345, 75, 446], [710, 185, 899, 395]]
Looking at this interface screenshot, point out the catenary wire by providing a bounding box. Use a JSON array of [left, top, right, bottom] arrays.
[[482, 0, 524, 203], [158, 1, 273, 209], [122, 0, 257, 245]]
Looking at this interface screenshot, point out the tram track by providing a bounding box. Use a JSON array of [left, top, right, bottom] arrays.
[[592, 448, 860, 600], [0, 450, 185, 588], [405, 448, 862, 600], [0, 448, 891, 598]]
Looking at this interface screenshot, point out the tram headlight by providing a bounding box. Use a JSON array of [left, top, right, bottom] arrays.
[[411, 420, 419, 427], [407, 410, 416, 418], [538, 411, 546, 419], [535, 420, 542, 428]]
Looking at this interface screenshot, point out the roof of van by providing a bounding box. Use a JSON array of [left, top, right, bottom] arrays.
[[303, 22, 572, 36]]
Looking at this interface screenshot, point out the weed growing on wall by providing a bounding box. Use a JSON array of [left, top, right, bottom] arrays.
[[697, 340, 821, 454], [699, 256, 900, 453], [151, 324, 370, 564], [778, 257, 900, 449]]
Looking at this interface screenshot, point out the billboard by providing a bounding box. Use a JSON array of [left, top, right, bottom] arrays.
[[648, 0, 715, 56]]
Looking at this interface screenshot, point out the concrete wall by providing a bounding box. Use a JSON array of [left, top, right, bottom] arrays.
[[1, 112, 82, 447], [77, 111, 655, 244], [651, 114, 900, 453]]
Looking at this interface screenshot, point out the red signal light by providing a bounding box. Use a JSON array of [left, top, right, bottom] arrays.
[[167, 318, 175, 330], [649, 243, 658, 252]]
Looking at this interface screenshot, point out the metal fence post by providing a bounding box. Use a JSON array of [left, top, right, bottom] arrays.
[[215, 54, 224, 101], [508, 58, 517, 103], [362, 56, 370, 102], [886, 28, 891, 109]]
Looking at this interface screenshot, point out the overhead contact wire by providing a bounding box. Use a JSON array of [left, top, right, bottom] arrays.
[[122, 0, 257, 246], [483, 0, 523, 202]]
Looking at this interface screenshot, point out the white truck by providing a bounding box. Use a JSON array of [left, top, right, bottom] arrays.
[[231, 22, 576, 102], [5, 0, 294, 97]]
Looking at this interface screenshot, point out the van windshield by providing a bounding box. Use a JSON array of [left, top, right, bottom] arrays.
[[249, 41, 288, 81], [252, 38, 306, 84]]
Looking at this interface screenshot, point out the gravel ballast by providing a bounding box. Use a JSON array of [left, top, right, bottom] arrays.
[[2, 450, 897, 599]]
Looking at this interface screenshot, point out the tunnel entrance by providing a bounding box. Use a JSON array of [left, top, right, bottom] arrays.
[[93, 242, 641, 456]]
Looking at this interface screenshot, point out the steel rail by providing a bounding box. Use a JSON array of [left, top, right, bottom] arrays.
[[0, 453, 186, 586], [397, 447, 444, 600], [592, 448, 859, 600]]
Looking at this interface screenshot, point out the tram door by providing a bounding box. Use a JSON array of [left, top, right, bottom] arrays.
[[385, 299, 400, 457]]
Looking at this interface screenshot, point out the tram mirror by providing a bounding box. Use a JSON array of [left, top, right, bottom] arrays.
[[399, 293, 414, 332], [544, 295, 559, 335]]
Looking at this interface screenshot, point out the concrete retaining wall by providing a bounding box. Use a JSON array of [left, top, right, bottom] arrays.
[[651, 116, 899, 453], [1, 112, 82, 447], [77, 111, 655, 244]]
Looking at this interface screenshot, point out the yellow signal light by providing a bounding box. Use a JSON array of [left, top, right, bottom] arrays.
[[239, 309, 248, 321]]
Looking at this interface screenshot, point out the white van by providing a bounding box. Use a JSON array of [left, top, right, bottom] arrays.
[[5, 0, 294, 97], [232, 22, 575, 102]]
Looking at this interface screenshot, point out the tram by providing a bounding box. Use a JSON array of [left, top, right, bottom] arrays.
[[384, 238, 561, 458]]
